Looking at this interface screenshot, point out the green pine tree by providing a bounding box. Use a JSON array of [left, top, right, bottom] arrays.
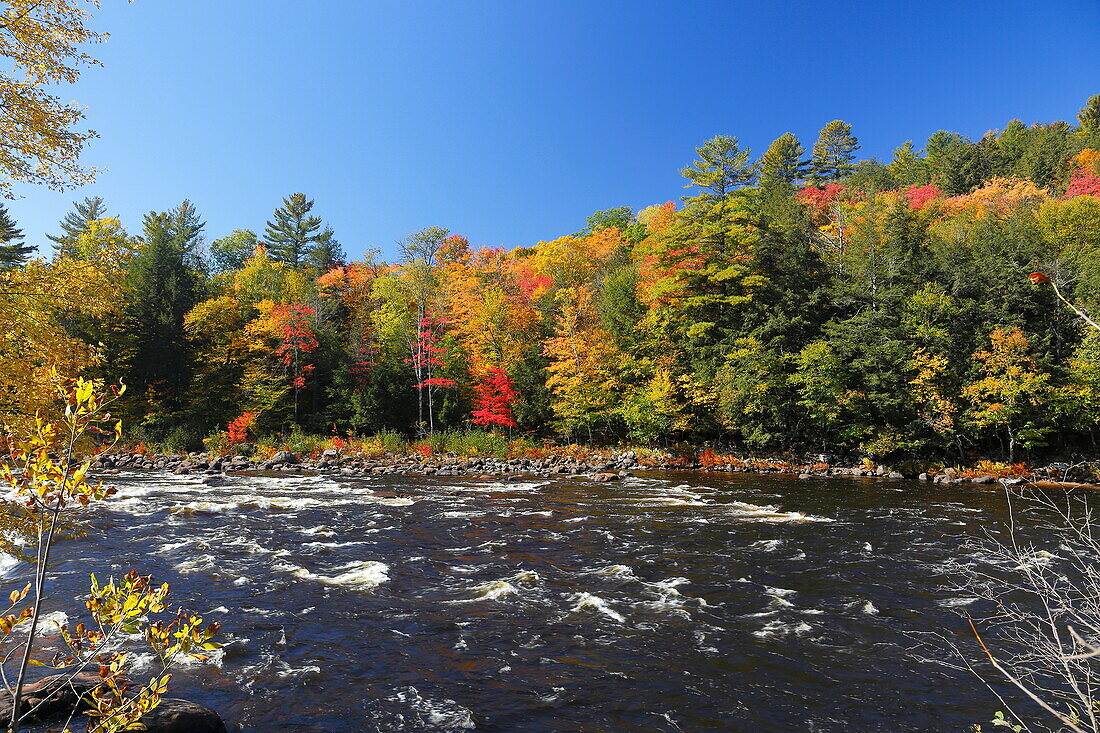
[[0, 203, 33, 269], [758, 132, 807, 195], [121, 202, 206, 419], [888, 141, 929, 187], [302, 225, 345, 273], [680, 135, 755, 204], [808, 120, 860, 185], [923, 130, 970, 188], [165, 199, 206, 268], [48, 196, 108, 256], [264, 192, 326, 268]]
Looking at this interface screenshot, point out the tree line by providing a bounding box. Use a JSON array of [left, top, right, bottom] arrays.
[[4, 95, 1100, 462]]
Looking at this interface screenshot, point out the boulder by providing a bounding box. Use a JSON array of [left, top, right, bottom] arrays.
[[591, 472, 621, 482], [0, 672, 101, 724], [0, 677, 227, 732], [970, 475, 996, 484], [139, 697, 227, 733], [917, 472, 930, 481], [268, 450, 297, 466], [201, 475, 230, 487], [887, 471, 904, 479]]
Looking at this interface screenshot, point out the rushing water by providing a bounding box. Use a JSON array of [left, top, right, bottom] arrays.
[[1, 470, 1048, 731]]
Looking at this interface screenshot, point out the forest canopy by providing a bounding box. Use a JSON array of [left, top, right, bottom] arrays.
[[5, 95, 1100, 463]]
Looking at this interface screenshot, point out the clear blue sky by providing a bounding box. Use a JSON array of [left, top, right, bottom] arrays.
[[10, 0, 1100, 260]]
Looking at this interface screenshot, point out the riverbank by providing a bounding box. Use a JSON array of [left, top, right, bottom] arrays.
[[89, 447, 1100, 488]]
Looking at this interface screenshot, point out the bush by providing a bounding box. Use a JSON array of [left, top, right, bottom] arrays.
[[203, 430, 231, 456], [443, 430, 511, 458], [377, 429, 408, 455], [282, 428, 328, 459]]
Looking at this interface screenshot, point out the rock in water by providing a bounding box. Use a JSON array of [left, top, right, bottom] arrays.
[[140, 698, 228, 733], [0, 675, 227, 732], [0, 672, 101, 724]]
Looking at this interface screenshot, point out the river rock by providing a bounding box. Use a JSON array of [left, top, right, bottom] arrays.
[[202, 474, 230, 487], [918, 472, 930, 481], [591, 472, 621, 482], [887, 471, 904, 479], [267, 451, 297, 466], [139, 697, 227, 733], [970, 475, 996, 484], [0, 672, 101, 724]]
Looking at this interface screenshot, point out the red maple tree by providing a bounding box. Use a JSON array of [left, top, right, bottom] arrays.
[[1066, 169, 1100, 199], [901, 183, 943, 210], [227, 411, 258, 445], [471, 367, 519, 429], [271, 303, 319, 418]]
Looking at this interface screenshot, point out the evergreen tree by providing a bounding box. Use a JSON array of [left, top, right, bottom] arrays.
[[164, 199, 206, 270], [264, 192, 326, 268], [924, 130, 970, 186], [808, 120, 860, 185], [48, 196, 108, 255], [0, 203, 33, 268], [888, 141, 928, 187], [680, 135, 755, 205], [757, 132, 807, 195], [121, 202, 206, 419], [302, 226, 345, 273]]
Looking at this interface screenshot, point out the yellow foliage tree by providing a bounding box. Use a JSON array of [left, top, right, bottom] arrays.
[[962, 326, 1051, 462], [0, 0, 116, 197], [942, 177, 1051, 220], [0, 257, 121, 429], [544, 287, 625, 441]]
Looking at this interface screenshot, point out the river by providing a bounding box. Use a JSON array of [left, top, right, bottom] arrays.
[[2, 470, 1046, 731]]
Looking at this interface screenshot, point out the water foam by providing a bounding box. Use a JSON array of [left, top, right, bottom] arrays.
[[570, 592, 626, 622], [726, 500, 834, 523], [290, 560, 390, 589]]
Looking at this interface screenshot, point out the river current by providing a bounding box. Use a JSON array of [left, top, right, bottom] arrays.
[[1, 470, 1040, 731]]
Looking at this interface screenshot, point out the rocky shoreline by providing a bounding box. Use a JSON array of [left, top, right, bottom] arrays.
[[88, 450, 1100, 488]]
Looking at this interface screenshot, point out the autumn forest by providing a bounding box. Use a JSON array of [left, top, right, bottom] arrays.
[[5, 96, 1100, 464]]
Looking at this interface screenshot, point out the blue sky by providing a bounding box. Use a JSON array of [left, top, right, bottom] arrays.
[[9, 0, 1100, 260]]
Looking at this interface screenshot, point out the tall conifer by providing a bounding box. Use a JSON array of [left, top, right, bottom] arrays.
[[122, 201, 205, 414], [48, 196, 108, 255], [264, 193, 326, 268], [808, 120, 860, 185], [0, 203, 33, 268]]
